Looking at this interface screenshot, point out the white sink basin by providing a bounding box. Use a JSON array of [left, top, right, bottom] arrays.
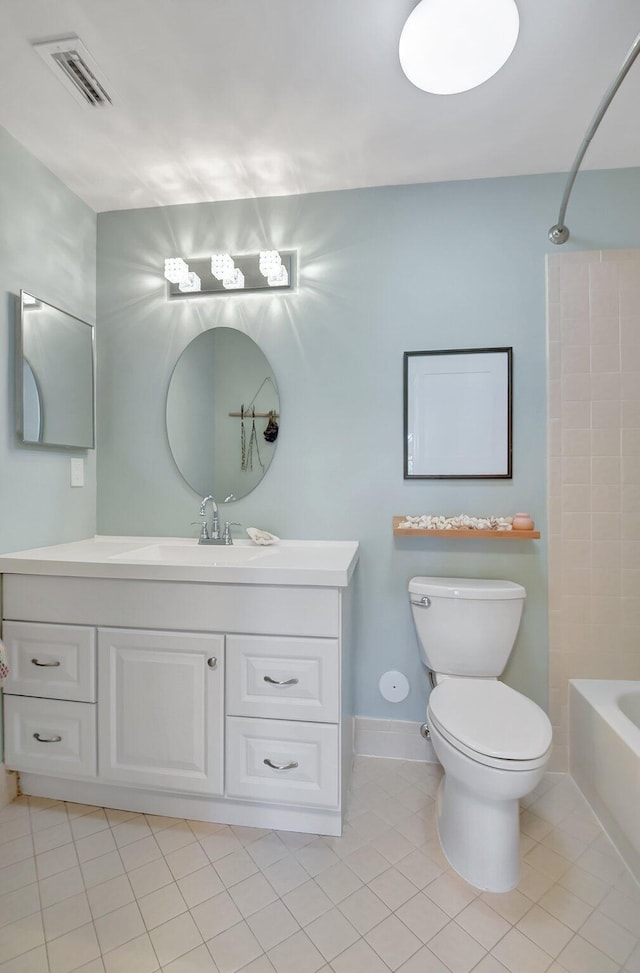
[[110, 542, 275, 566]]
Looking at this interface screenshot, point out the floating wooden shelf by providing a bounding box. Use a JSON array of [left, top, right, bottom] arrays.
[[393, 517, 540, 539]]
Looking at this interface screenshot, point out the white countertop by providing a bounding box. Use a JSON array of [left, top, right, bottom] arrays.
[[0, 536, 359, 588]]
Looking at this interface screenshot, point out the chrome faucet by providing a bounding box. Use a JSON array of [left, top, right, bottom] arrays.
[[198, 495, 222, 544]]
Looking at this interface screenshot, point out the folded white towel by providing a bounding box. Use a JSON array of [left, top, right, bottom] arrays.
[[0, 639, 9, 687], [246, 527, 280, 546]]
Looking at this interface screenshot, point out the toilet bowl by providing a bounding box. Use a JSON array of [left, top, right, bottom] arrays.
[[409, 576, 552, 892], [427, 678, 551, 892]]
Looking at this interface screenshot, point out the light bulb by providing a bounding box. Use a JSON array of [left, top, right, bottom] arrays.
[[178, 272, 201, 293], [259, 250, 282, 278], [267, 265, 288, 287], [164, 257, 189, 283], [211, 253, 235, 280], [223, 269, 245, 290], [399, 0, 519, 95]]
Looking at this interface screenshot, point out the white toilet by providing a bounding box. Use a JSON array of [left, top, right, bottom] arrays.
[[409, 576, 552, 893]]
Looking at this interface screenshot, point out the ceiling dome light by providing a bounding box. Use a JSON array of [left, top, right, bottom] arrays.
[[399, 0, 520, 95]]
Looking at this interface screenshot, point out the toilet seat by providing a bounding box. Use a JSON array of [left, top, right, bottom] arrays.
[[427, 678, 552, 771]]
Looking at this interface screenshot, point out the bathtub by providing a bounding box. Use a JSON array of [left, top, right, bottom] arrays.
[[570, 679, 640, 882]]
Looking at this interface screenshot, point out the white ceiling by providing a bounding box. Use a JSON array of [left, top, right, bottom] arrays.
[[0, 0, 639, 213]]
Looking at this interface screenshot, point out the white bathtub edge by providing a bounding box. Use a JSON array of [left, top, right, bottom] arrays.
[[569, 680, 640, 885]]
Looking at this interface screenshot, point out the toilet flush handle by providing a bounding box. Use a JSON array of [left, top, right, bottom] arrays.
[[410, 595, 431, 608]]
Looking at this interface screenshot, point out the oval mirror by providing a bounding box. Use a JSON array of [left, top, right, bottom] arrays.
[[166, 328, 279, 501]]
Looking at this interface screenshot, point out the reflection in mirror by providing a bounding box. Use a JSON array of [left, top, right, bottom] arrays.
[[17, 291, 95, 449], [166, 328, 279, 501], [22, 360, 42, 443]]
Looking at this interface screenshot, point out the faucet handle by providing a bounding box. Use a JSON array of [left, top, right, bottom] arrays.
[[191, 520, 210, 543], [223, 522, 241, 545]]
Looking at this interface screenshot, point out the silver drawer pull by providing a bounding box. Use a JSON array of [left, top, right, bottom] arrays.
[[33, 733, 62, 743], [264, 676, 299, 686], [263, 758, 299, 771], [410, 596, 431, 608], [207, 657, 218, 669], [31, 658, 61, 667]]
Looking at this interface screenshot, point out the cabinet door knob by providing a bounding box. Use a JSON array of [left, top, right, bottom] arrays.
[[31, 658, 61, 667], [33, 733, 62, 743], [263, 676, 299, 686], [263, 758, 299, 771], [207, 657, 218, 669]]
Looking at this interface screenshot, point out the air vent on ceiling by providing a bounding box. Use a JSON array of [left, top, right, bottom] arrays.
[[32, 35, 113, 108]]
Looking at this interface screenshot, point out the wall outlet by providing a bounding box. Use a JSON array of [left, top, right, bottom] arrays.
[[70, 457, 84, 487]]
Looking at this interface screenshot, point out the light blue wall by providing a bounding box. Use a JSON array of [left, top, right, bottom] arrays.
[[0, 124, 97, 754], [96, 167, 640, 722], [0, 126, 97, 555]]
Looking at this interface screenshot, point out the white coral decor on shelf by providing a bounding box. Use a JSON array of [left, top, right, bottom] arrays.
[[398, 514, 513, 530]]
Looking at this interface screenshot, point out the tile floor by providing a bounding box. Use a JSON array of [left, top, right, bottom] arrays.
[[0, 758, 639, 972]]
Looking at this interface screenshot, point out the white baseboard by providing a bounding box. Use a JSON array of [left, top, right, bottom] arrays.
[[355, 717, 438, 763], [0, 764, 18, 808]]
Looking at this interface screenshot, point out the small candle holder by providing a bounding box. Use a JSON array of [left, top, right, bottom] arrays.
[[512, 513, 535, 531]]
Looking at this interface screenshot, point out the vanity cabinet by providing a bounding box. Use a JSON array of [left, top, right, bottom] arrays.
[[98, 628, 224, 795], [1, 571, 353, 835]]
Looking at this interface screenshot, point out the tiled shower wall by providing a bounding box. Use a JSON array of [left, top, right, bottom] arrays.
[[547, 248, 640, 771]]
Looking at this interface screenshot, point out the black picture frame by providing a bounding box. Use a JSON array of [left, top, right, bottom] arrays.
[[403, 347, 513, 479]]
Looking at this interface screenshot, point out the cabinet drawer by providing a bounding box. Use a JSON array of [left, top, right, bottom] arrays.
[[226, 717, 339, 808], [4, 696, 97, 778], [2, 621, 96, 702], [226, 636, 339, 723]]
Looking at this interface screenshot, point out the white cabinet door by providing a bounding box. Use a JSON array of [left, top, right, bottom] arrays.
[[98, 628, 224, 795]]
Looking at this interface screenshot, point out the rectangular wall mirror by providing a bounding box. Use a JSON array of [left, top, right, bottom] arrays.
[[16, 290, 95, 449], [404, 347, 512, 479]]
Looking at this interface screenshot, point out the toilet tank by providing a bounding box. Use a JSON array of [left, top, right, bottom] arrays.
[[409, 576, 525, 677]]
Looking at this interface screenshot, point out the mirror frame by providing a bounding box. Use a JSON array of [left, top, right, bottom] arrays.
[[403, 346, 513, 479], [16, 290, 96, 450]]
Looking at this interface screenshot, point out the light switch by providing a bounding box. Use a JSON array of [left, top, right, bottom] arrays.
[[70, 457, 84, 487]]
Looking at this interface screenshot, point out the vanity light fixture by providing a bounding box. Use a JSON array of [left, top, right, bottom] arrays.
[[163, 250, 295, 298], [399, 0, 520, 95]]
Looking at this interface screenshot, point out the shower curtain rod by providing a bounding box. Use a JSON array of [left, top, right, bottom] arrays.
[[549, 30, 640, 245]]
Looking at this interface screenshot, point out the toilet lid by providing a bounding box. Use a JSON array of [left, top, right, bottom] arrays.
[[428, 679, 552, 761], [409, 577, 526, 600]]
